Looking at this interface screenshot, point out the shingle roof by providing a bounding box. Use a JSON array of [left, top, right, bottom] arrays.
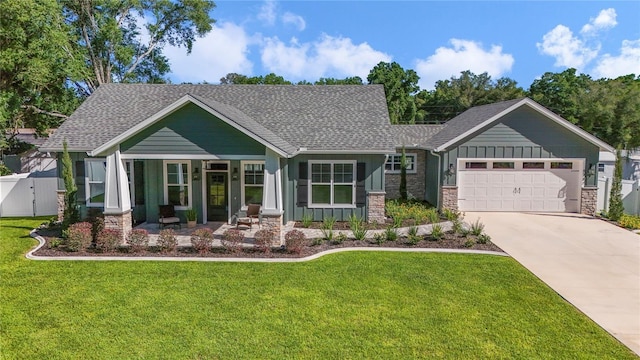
[[390, 124, 444, 148], [41, 84, 395, 155]]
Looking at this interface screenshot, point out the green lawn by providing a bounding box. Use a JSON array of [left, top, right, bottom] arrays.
[[1, 217, 636, 359]]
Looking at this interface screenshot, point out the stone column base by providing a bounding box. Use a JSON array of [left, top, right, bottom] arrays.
[[441, 186, 458, 212], [103, 210, 132, 244], [260, 212, 283, 246], [580, 187, 597, 216], [367, 191, 386, 224], [56, 190, 66, 222]]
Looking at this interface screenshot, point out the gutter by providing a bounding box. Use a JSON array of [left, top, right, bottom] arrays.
[[430, 150, 442, 209]]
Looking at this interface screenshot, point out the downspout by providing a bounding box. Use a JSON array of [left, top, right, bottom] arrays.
[[430, 150, 442, 209]]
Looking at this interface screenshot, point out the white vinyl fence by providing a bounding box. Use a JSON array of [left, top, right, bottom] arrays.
[[597, 177, 640, 216], [0, 173, 58, 217]]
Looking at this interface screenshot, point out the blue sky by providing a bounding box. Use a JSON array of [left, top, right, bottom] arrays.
[[162, 1, 640, 90]]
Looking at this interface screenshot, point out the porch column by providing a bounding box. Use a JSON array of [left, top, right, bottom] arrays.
[[103, 150, 132, 242], [261, 148, 284, 245]]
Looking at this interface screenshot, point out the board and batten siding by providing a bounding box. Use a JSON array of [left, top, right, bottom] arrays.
[[425, 151, 440, 206], [120, 103, 266, 156], [283, 154, 386, 222], [441, 107, 600, 187]]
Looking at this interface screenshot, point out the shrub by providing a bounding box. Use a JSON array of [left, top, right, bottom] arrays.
[[285, 230, 306, 254], [430, 223, 444, 241], [49, 238, 63, 248], [452, 219, 464, 235], [442, 208, 461, 221], [385, 199, 435, 225], [463, 239, 475, 248], [384, 226, 398, 242], [222, 229, 244, 253], [333, 232, 347, 244], [373, 232, 385, 245], [608, 149, 624, 221], [301, 212, 313, 228], [95, 228, 121, 252], [407, 225, 418, 237], [469, 218, 485, 236], [407, 226, 422, 245], [66, 222, 93, 252], [127, 229, 149, 253], [426, 208, 440, 224], [254, 229, 274, 253], [322, 216, 336, 229], [191, 228, 214, 254], [157, 229, 178, 253], [476, 233, 491, 244], [349, 215, 369, 241], [91, 216, 105, 244], [619, 214, 640, 229]]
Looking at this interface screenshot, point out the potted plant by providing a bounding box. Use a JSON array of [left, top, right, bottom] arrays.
[[185, 208, 197, 228]]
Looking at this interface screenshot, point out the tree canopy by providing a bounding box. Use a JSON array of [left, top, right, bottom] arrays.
[[367, 62, 420, 124]]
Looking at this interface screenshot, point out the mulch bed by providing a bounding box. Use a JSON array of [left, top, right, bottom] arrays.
[[32, 228, 504, 259]]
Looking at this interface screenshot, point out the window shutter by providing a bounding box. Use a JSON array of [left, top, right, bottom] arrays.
[[297, 162, 308, 206], [356, 162, 366, 206]]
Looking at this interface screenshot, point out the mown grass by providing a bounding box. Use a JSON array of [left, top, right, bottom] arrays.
[[0, 217, 636, 359]]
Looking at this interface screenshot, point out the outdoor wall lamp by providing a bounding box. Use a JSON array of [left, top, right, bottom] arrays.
[[445, 163, 455, 177], [193, 167, 200, 181], [232, 167, 239, 181]]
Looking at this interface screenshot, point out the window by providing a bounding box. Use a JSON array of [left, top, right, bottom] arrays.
[[242, 162, 264, 205], [385, 153, 416, 173], [85, 159, 106, 207], [465, 162, 487, 169], [309, 161, 356, 207], [551, 162, 573, 169], [598, 163, 605, 172], [523, 162, 545, 169], [492, 161, 514, 169], [164, 161, 191, 209]]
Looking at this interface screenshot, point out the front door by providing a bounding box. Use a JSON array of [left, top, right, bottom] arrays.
[[207, 172, 227, 221]]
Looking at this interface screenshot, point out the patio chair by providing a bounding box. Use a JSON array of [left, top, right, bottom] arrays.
[[159, 205, 181, 229], [236, 204, 261, 229]]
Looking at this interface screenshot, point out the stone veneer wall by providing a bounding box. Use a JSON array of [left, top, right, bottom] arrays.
[[385, 149, 426, 200], [580, 187, 597, 216], [56, 190, 65, 222], [103, 211, 132, 244], [367, 191, 386, 223], [441, 186, 458, 212], [260, 213, 283, 246]]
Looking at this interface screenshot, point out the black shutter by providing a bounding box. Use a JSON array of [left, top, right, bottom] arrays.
[[356, 162, 366, 206], [297, 162, 308, 206]]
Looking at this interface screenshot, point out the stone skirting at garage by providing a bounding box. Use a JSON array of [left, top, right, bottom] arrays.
[[385, 149, 426, 200], [580, 187, 598, 216], [441, 186, 458, 212]]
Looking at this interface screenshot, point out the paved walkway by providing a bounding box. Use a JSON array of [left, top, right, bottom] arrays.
[[467, 212, 640, 355]]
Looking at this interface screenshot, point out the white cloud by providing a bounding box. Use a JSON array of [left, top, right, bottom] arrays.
[[282, 12, 306, 31], [258, 0, 277, 26], [537, 25, 598, 69], [414, 39, 514, 90], [581, 8, 617, 35], [260, 34, 391, 80], [164, 22, 253, 83], [592, 39, 640, 78]]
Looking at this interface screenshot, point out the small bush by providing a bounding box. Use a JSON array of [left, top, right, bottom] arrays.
[[385, 199, 435, 225], [349, 215, 369, 241], [254, 229, 274, 253], [384, 226, 398, 242], [333, 232, 347, 244], [91, 216, 105, 243], [311, 237, 324, 246], [430, 223, 444, 241], [619, 214, 640, 229], [285, 230, 306, 254], [127, 229, 149, 253], [470, 218, 485, 236], [407, 225, 419, 237], [442, 208, 461, 221], [95, 228, 121, 252], [463, 239, 475, 248], [157, 229, 178, 253], [191, 228, 214, 254], [49, 238, 63, 248], [426, 208, 440, 224], [322, 216, 336, 230], [222, 229, 244, 253], [301, 212, 313, 228], [476, 233, 491, 244], [66, 222, 93, 252], [373, 232, 385, 245], [452, 219, 464, 235]]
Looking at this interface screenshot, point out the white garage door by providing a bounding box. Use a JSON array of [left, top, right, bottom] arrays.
[[458, 159, 582, 212]]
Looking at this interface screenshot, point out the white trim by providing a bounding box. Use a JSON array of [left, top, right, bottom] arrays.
[[119, 153, 266, 160], [240, 160, 265, 206], [90, 95, 290, 157], [84, 158, 106, 208], [385, 153, 417, 174], [434, 98, 615, 152], [123, 160, 135, 206], [201, 160, 230, 224], [456, 158, 584, 172], [308, 160, 357, 208], [163, 160, 192, 211], [293, 149, 391, 156]]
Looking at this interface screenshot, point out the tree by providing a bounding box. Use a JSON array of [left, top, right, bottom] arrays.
[[219, 72, 291, 85], [315, 76, 363, 85], [399, 146, 408, 200], [608, 149, 624, 221], [61, 0, 216, 95], [528, 68, 592, 125], [367, 62, 420, 124], [61, 141, 79, 229]]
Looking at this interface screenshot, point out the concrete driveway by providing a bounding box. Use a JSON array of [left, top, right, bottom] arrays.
[[466, 212, 640, 355]]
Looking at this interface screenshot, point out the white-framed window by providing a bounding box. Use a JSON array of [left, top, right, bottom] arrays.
[[385, 153, 416, 173], [241, 161, 264, 205], [309, 160, 356, 207], [163, 161, 191, 209], [85, 158, 106, 207]]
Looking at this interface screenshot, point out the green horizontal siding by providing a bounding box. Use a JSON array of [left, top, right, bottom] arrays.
[[284, 154, 386, 222], [121, 103, 265, 156]]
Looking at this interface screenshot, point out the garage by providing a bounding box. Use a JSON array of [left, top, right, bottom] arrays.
[[457, 159, 582, 212]]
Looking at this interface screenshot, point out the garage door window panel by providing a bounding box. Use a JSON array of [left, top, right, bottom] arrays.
[[465, 162, 487, 169], [551, 162, 573, 169], [523, 162, 545, 169], [492, 161, 514, 169]]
